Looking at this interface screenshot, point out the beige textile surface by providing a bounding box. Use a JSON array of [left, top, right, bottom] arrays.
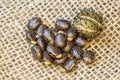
[[0, 0, 120, 80]]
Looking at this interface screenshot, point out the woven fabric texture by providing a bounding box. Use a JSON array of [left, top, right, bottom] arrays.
[[0, 0, 120, 80]]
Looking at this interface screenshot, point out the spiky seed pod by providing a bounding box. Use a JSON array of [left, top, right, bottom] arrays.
[[74, 18, 102, 39], [76, 8, 103, 24], [73, 8, 102, 39]]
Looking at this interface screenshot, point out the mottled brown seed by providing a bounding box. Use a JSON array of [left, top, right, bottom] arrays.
[[54, 53, 68, 65], [36, 24, 47, 36], [37, 36, 46, 51], [71, 46, 83, 61], [55, 33, 66, 48], [63, 41, 74, 53], [47, 44, 62, 58], [28, 17, 42, 30], [75, 36, 87, 48], [43, 29, 55, 44], [67, 28, 77, 41], [31, 45, 42, 61], [42, 51, 53, 65], [62, 59, 76, 72], [83, 50, 95, 64], [26, 30, 37, 44], [55, 20, 71, 31]]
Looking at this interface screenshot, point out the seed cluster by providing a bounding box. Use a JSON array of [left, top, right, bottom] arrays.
[[26, 18, 96, 72]]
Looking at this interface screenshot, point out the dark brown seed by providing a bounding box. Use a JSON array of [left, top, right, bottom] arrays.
[[51, 28, 58, 36], [28, 17, 42, 30], [62, 59, 76, 72], [42, 51, 53, 65], [37, 36, 46, 51], [55, 20, 71, 31], [71, 46, 83, 61], [47, 44, 62, 58], [26, 30, 37, 44], [36, 24, 47, 36], [67, 28, 77, 41], [63, 41, 74, 53], [83, 50, 95, 64], [31, 45, 42, 61], [54, 53, 68, 65], [55, 33, 66, 48], [75, 36, 87, 48], [43, 29, 55, 44]]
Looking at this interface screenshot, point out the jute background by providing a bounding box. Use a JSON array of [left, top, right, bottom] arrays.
[[0, 0, 120, 80]]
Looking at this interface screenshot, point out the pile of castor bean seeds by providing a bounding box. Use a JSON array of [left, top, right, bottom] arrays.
[[26, 9, 102, 72]]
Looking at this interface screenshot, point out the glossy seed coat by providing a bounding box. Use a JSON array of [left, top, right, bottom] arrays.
[[43, 51, 53, 65], [54, 53, 68, 65], [55, 20, 71, 31], [71, 46, 83, 61], [75, 36, 87, 48], [55, 33, 67, 48], [62, 59, 76, 72], [63, 41, 74, 53], [36, 24, 47, 36], [67, 28, 77, 41], [43, 29, 55, 44], [37, 36, 46, 51], [26, 30, 37, 44], [83, 50, 95, 64], [31, 45, 42, 61], [28, 17, 42, 30], [47, 44, 62, 58]]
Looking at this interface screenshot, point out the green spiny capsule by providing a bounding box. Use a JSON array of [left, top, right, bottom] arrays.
[[73, 18, 102, 39], [77, 8, 103, 24], [73, 8, 102, 39]]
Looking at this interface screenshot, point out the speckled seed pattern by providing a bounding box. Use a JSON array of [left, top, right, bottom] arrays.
[[0, 0, 120, 80]]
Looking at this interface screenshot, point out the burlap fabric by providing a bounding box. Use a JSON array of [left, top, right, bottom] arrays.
[[0, 0, 120, 80]]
